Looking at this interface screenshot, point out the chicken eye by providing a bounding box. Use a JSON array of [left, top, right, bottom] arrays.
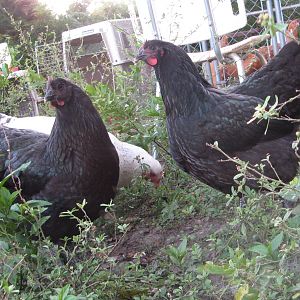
[[57, 83, 64, 90], [148, 45, 156, 51]]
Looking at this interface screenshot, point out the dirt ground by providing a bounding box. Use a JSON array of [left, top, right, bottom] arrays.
[[109, 214, 226, 264]]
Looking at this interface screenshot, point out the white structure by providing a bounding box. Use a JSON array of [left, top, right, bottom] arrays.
[[0, 42, 12, 67], [132, 0, 247, 45], [0, 42, 27, 79], [130, 0, 254, 84], [61, 19, 136, 73]]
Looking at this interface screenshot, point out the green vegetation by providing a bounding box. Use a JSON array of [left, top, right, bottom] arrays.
[[0, 0, 129, 41], [1, 12, 300, 300]]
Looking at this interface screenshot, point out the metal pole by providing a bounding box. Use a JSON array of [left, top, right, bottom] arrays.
[[204, 0, 224, 63], [200, 41, 213, 84], [62, 40, 69, 74], [34, 42, 40, 74], [145, 0, 161, 159], [212, 55, 222, 86], [266, 0, 278, 55], [151, 82, 160, 159], [273, 0, 286, 48], [228, 53, 246, 83], [146, 0, 161, 39], [28, 88, 40, 116]]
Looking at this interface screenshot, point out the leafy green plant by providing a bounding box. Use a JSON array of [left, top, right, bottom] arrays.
[[257, 13, 288, 37], [50, 284, 91, 300], [0, 163, 50, 242], [166, 237, 188, 267], [249, 231, 284, 259]]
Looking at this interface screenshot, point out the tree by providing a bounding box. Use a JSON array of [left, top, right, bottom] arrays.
[[0, 0, 39, 37], [0, 0, 62, 42], [90, 0, 129, 22], [64, 0, 130, 30], [64, 0, 93, 28]]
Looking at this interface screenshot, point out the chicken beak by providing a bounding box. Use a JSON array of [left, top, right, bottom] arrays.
[[45, 78, 54, 101], [134, 47, 146, 63], [45, 87, 55, 101], [149, 171, 163, 188], [152, 179, 161, 188]]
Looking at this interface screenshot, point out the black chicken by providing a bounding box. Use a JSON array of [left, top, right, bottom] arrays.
[[136, 40, 300, 194], [0, 78, 119, 241], [231, 41, 300, 117]]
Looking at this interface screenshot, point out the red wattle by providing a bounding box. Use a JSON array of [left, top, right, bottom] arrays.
[[147, 57, 158, 66]]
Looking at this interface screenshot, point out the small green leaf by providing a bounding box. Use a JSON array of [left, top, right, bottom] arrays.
[[31, 215, 51, 233], [178, 237, 187, 254], [1, 63, 9, 76], [26, 200, 52, 208], [289, 283, 300, 292], [270, 232, 283, 252], [241, 223, 247, 237], [292, 293, 300, 300], [201, 262, 235, 276], [233, 173, 244, 181], [249, 244, 269, 256], [292, 204, 300, 216], [0, 240, 9, 250], [288, 215, 300, 228], [0, 162, 31, 188], [242, 288, 259, 300], [85, 84, 96, 95], [235, 284, 249, 300], [50, 284, 75, 300], [274, 23, 288, 32]]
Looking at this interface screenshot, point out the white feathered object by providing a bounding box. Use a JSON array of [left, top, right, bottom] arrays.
[[0, 113, 163, 188]]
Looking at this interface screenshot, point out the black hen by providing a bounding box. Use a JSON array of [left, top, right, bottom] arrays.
[[0, 78, 119, 241], [231, 41, 300, 117], [136, 40, 299, 194]]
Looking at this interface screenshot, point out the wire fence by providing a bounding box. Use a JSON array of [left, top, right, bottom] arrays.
[[231, 0, 299, 47], [35, 41, 65, 77], [187, 0, 300, 86]]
